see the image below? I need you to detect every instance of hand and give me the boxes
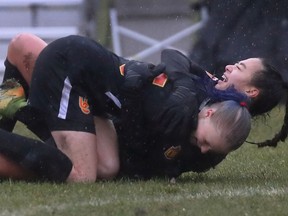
[123,60,165,91]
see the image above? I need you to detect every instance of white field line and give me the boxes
[1,186,288,216]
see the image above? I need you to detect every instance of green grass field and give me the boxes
[1,106,287,216]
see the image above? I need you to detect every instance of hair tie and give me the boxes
[240,101,247,107]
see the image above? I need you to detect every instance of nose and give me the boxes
[225,64,233,73]
[200,145,210,154]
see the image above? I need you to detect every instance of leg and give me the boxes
[94,117,119,179]
[7,33,47,85]
[0,129,72,182]
[27,35,120,183]
[51,130,98,182]
[0,153,35,180]
[0,33,47,133]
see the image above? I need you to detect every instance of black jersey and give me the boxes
[117,49,227,179]
[9,35,226,179]
[28,35,129,132]
[161,49,209,79]
[29,35,126,117]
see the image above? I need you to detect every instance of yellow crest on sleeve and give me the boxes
[79,96,90,114]
[164,145,182,160]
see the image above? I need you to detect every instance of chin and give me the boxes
[215,83,227,90]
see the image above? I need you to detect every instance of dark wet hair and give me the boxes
[249,58,285,117]
[246,58,288,147]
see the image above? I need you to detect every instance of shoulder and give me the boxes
[161,49,191,74]
[180,145,227,173]
[161,49,207,79]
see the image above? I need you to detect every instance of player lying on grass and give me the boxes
[1,32,287,180]
[3,34,286,145]
[0,33,251,182]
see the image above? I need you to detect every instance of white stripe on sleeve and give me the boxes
[58,77,72,119]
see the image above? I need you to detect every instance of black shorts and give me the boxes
[28,35,125,133]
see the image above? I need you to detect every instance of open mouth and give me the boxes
[212,74,228,83]
[221,74,228,82]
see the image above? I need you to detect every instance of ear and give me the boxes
[200,108,215,118]
[245,87,259,98]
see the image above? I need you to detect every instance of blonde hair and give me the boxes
[209,100,251,151]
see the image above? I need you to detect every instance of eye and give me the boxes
[234,63,242,70]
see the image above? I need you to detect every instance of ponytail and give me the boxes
[247,82,288,147]
[248,59,284,116]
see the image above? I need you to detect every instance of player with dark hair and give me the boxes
[0,34,251,182]
[1,32,287,180]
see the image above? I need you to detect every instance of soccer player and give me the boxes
[0,34,251,182]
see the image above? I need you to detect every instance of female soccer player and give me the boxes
[0,34,251,182]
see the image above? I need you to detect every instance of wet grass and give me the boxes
[3,106,287,216]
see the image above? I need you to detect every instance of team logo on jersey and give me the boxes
[152,73,168,87]
[119,64,125,76]
[164,145,181,160]
[119,64,167,87]
[79,96,90,114]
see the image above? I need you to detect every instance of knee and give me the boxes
[98,158,120,180]
[7,33,32,64]
[9,33,23,48]
[68,167,97,183]
[9,33,30,50]
[7,34,21,63]
[8,33,46,62]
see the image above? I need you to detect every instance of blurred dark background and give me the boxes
[0,0,287,80]
[189,0,288,80]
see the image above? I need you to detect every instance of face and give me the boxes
[214,58,264,94]
[192,108,229,154]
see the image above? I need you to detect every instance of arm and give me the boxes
[118,61,165,149]
[179,144,227,173]
[161,49,216,80]
[119,62,205,179]
[148,141,227,179]
[151,72,200,139]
